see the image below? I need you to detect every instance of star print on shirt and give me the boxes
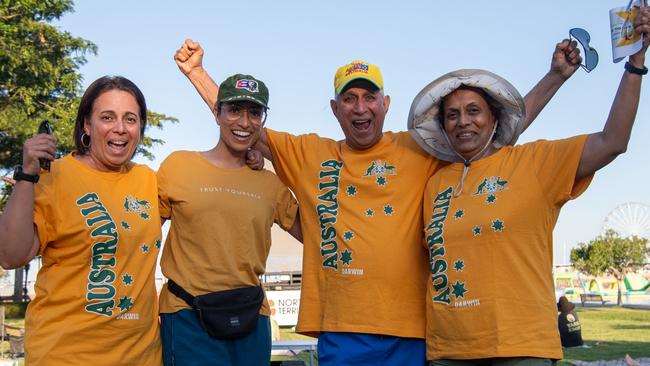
[122,273,134,286]
[454,260,465,272]
[121,221,130,230]
[491,219,505,232]
[140,244,149,253]
[485,194,497,204]
[454,210,464,219]
[365,209,375,217]
[452,281,468,299]
[376,176,387,186]
[343,231,354,241]
[346,185,358,197]
[383,204,394,216]
[117,296,134,312]
[341,249,353,266]
[473,226,482,236]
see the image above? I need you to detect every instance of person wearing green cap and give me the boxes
[156,68,302,365]
[174,38,581,365]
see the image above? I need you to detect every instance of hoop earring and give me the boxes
[81,133,91,149]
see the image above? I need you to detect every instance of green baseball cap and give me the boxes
[217,74,269,108]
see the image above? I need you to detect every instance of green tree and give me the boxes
[0,0,177,208]
[571,230,649,306]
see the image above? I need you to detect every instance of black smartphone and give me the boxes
[38,120,52,171]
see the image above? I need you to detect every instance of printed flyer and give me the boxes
[610,0,647,62]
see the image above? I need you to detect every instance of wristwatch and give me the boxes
[624,61,648,76]
[13,166,39,183]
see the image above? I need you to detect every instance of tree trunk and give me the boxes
[616,276,624,306]
[12,267,24,302]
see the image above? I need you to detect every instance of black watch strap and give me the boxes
[13,166,39,183]
[624,61,648,75]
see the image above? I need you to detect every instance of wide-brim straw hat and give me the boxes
[407,69,526,162]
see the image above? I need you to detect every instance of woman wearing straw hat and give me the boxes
[408,9,649,365]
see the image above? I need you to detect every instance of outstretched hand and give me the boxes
[174,39,204,76]
[551,39,582,80]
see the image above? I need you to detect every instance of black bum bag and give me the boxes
[167,279,264,339]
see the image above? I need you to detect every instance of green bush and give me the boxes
[2,302,28,319]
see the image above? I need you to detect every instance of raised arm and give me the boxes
[175,39,219,117]
[576,7,649,180]
[0,134,56,269]
[522,39,582,131]
[175,39,273,162]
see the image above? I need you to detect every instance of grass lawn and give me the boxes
[557,307,650,365]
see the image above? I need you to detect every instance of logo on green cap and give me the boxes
[236,79,259,93]
[218,73,269,108]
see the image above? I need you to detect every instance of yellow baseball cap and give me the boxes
[334,60,384,96]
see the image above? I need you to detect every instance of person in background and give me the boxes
[0,76,162,365]
[557,296,584,348]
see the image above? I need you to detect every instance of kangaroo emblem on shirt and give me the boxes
[363,160,396,177]
[474,176,508,195]
[123,195,151,213]
[364,160,397,187]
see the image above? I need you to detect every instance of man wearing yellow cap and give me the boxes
[174,38,581,365]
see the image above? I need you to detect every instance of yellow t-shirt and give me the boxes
[267,129,440,338]
[157,151,297,316]
[423,136,592,360]
[27,154,162,366]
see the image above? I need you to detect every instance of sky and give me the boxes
[42,0,650,266]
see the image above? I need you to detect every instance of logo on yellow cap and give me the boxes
[334,60,384,96]
[345,62,370,76]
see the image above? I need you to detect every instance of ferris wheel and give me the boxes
[602,202,650,239]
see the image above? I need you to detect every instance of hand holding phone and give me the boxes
[38,120,52,171]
